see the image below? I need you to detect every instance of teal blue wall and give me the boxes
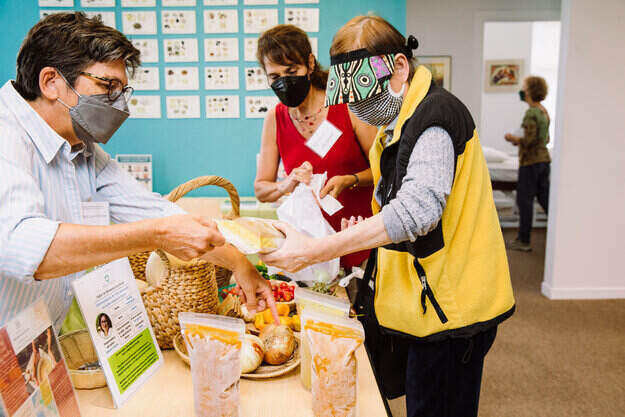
[0,0,405,197]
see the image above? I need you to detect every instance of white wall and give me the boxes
[480,22,533,153]
[543,0,625,299]
[406,0,561,131]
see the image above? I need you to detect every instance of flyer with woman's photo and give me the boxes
[0,299,81,417]
[71,258,162,409]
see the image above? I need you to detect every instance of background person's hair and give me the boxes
[257,24,328,90]
[330,15,416,80]
[525,76,548,102]
[15,12,141,101]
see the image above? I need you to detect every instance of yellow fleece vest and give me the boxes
[369,66,515,338]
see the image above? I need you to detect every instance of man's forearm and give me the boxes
[34,219,161,280]
[200,244,252,272]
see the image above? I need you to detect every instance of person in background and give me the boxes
[0,12,278,330]
[253,25,378,272]
[505,76,551,251]
[261,15,515,417]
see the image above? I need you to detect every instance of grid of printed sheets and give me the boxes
[38,0,320,120]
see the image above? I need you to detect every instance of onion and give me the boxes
[145,251,168,288]
[240,334,264,374]
[259,324,296,365]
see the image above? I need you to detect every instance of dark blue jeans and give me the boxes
[405,327,498,417]
[517,162,550,243]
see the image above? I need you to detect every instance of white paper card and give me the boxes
[122,11,157,35]
[244,38,257,62]
[121,0,155,6]
[306,119,342,158]
[116,154,153,190]
[166,95,200,118]
[164,38,199,62]
[131,39,158,63]
[161,10,196,34]
[129,67,160,90]
[244,0,277,4]
[204,66,239,90]
[319,195,344,216]
[206,95,240,118]
[163,0,196,5]
[244,8,278,34]
[285,8,319,32]
[39,0,73,6]
[245,67,269,90]
[204,38,239,61]
[81,201,110,225]
[245,95,278,118]
[204,0,237,4]
[285,0,319,3]
[128,95,161,119]
[72,258,163,409]
[81,0,115,6]
[204,9,238,33]
[40,10,67,19]
[85,11,116,28]
[165,67,199,90]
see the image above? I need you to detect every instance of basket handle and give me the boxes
[165,176,240,218]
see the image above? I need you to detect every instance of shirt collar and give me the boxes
[1,81,69,164]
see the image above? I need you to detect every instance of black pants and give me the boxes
[517,162,550,243]
[405,327,498,417]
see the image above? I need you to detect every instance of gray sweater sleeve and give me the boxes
[379,126,455,243]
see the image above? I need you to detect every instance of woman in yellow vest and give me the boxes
[262,16,515,417]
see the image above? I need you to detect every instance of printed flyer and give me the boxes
[0,299,81,417]
[115,154,153,192]
[71,258,162,408]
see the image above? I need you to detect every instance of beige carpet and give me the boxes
[388,228,625,417]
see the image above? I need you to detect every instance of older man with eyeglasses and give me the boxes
[0,12,278,329]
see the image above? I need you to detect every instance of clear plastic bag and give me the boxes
[295,288,351,391]
[302,310,365,417]
[179,313,245,417]
[215,217,285,255]
[274,173,340,284]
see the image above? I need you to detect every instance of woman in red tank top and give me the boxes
[254,25,377,270]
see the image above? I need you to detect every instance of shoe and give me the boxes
[506,239,532,252]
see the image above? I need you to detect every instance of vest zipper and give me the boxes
[413,259,448,324]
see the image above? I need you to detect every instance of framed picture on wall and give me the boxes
[416,55,451,90]
[484,59,524,93]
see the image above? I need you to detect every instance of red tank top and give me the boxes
[275,103,373,269]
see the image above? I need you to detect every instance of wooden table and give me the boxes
[76,289,387,416]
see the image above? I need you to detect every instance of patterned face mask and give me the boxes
[325,50,396,107]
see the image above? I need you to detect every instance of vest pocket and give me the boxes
[413,259,448,324]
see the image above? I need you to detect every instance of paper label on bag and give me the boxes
[319,194,343,216]
[305,120,342,158]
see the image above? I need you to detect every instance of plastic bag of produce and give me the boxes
[179,313,245,417]
[302,310,364,417]
[274,173,340,284]
[215,217,285,255]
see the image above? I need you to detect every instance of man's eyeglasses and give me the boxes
[80,71,134,102]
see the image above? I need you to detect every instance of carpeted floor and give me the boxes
[388,228,625,417]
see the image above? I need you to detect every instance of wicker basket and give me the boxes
[128,176,241,349]
[58,329,107,390]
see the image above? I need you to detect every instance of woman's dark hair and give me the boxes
[257,24,328,90]
[98,314,112,330]
[15,12,141,101]
[525,76,548,102]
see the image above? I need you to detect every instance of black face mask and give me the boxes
[519,90,526,102]
[270,75,311,107]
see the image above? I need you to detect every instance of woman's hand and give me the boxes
[341,216,365,231]
[277,161,313,195]
[260,222,320,273]
[320,175,356,199]
[234,262,280,324]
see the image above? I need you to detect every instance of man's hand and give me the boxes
[235,263,280,324]
[341,215,365,231]
[320,175,355,199]
[155,215,225,261]
[504,133,520,145]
